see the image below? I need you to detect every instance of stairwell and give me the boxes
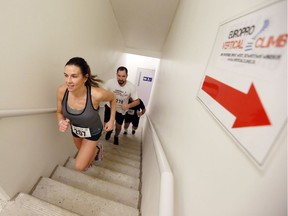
[0,132,142,216]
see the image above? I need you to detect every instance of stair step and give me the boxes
[100,134,141,150]
[101,141,141,156]
[120,136,142,148]
[100,158,140,178]
[32,177,139,216]
[65,157,140,190]
[104,152,140,168]
[116,140,141,151]
[114,146,141,156]
[52,166,140,208]
[105,147,141,161]
[0,193,79,216]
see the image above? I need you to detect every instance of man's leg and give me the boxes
[113,122,122,145]
[131,116,140,134]
[105,130,113,140]
[123,114,133,135]
[123,121,130,135]
[104,105,113,140]
[115,122,122,136]
[113,113,125,145]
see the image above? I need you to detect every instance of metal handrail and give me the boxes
[146,115,174,216]
[0,108,56,118]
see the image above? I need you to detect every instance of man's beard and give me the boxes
[118,80,125,85]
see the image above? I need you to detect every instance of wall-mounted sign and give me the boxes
[197,0,287,165]
[143,76,153,82]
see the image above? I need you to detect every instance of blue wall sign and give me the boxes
[143,76,153,82]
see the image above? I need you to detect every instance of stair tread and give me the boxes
[118,138,142,148]
[1,128,142,216]
[66,157,140,189]
[32,177,139,216]
[100,140,141,156]
[105,149,141,161]
[52,166,139,208]
[100,158,140,178]
[100,135,141,150]
[0,193,79,216]
[105,152,140,168]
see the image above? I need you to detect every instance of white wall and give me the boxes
[141,118,161,216]
[125,53,160,85]
[142,0,287,215]
[0,0,125,199]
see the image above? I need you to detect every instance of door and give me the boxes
[136,67,155,107]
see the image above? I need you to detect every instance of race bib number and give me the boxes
[71,125,91,138]
[116,98,124,104]
[127,109,135,115]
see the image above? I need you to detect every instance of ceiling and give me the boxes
[109,0,180,57]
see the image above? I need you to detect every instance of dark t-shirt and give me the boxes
[126,99,145,117]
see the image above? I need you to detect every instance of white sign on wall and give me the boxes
[197,0,287,165]
[137,68,155,106]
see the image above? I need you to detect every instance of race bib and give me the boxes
[116,98,124,104]
[127,109,135,115]
[71,125,91,138]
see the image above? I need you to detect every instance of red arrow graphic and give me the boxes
[201,75,271,128]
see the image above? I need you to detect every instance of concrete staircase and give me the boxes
[0,133,142,216]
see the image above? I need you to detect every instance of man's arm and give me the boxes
[128,98,140,109]
[122,98,140,111]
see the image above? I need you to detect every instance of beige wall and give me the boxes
[142,0,286,215]
[141,118,161,216]
[0,0,125,199]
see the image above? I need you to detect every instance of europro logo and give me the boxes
[228,24,256,39]
[222,19,288,51]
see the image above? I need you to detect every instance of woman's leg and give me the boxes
[74,137,99,172]
[73,137,82,150]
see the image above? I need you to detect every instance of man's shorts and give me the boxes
[124,114,140,128]
[104,104,125,125]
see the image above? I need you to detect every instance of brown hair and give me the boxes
[65,57,102,87]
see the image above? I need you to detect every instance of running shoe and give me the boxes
[105,131,112,140]
[94,143,103,162]
[113,136,119,145]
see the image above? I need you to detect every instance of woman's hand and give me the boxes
[58,119,70,132]
[104,120,114,132]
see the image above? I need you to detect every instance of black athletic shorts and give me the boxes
[124,114,140,128]
[71,128,102,141]
[104,104,125,125]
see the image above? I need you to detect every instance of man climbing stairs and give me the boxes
[0,134,142,216]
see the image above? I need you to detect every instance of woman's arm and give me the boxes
[93,87,116,131]
[56,85,70,132]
